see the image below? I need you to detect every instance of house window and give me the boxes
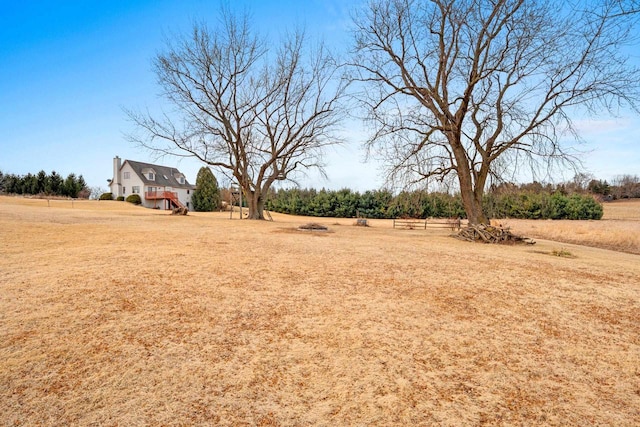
[132,186,140,194]
[148,173,155,180]
[179,177,185,184]
[123,172,130,179]
[123,187,126,194]
[187,189,190,194]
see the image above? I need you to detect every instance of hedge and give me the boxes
[265,188,603,220]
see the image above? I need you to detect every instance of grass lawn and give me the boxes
[1,196,639,425]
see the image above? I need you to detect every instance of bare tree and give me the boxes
[611,174,640,198]
[352,0,640,224]
[128,9,347,219]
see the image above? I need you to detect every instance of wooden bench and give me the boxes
[393,218,462,230]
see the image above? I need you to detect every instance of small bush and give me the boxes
[565,194,603,220]
[126,194,142,205]
[99,192,113,200]
[116,196,125,201]
[551,248,575,258]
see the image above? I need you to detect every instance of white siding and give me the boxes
[120,163,145,203]
[142,185,191,210]
[110,158,193,210]
[175,187,193,210]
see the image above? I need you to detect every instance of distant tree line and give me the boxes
[265,183,607,220]
[0,170,89,198]
[490,174,640,201]
[585,175,640,200]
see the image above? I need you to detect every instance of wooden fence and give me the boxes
[393,218,462,230]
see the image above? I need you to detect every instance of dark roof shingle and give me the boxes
[125,160,195,189]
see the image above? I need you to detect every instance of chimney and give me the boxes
[113,156,122,197]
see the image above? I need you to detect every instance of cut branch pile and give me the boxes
[298,223,328,231]
[455,224,535,245]
[171,207,189,215]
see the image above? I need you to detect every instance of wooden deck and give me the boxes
[145,191,184,208]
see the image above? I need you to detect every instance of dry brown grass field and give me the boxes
[1,196,639,426]
[501,199,640,255]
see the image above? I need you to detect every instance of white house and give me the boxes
[109,156,195,210]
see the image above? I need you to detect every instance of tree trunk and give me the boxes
[459,185,488,225]
[451,139,489,225]
[456,164,488,225]
[245,189,265,220]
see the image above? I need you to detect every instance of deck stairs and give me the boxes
[145,191,185,209]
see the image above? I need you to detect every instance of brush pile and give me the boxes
[298,223,328,231]
[171,207,189,215]
[455,224,535,245]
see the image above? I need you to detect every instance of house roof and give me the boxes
[124,160,195,189]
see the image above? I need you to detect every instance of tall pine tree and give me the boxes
[191,167,220,212]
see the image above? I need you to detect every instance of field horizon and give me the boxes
[1,196,638,425]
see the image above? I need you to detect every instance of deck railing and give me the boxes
[145,190,184,208]
[145,190,178,200]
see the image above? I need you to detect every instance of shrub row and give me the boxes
[484,192,603,220]
[99,193,142,205]
[266,188,466,219]
[266,188,603,220]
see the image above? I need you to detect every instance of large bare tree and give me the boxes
[352,0,640,224]
[128,10,347,219]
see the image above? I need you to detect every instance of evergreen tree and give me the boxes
[45,171,63,195]
[76,175,90,198]
[36,170,47,194]
[4,174,20,194]
[22,173,37,194]
[191,167,220,212]
[61,173,88,198]
[62,173,78,197]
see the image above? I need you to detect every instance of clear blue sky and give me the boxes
[1,1,638,192]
